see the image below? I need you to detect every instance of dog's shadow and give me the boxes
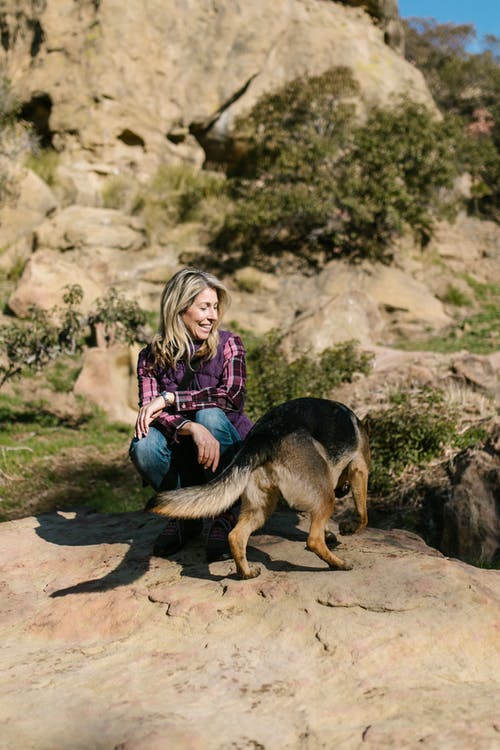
[178,511,343,582]
[35,507,340,594]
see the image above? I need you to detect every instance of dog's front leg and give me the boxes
[338,463,368,536]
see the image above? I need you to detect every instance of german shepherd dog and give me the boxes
[148,398,370,579]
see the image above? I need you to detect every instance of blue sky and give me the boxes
[398,1,500,51]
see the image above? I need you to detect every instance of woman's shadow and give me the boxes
[35,506,168,597]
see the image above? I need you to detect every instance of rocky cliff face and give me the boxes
[1,0,431,175]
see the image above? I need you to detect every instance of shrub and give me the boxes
[0,285,84,389]
[212,69,466,271]
[0,285,148,389]
[403,19,500,219]
[101,174,142,213]
[88,287,148,346]
[243,330,372,421]
[24,148,60,187]
[367,388,486,496]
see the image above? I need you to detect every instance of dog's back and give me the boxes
[241,397,365,466]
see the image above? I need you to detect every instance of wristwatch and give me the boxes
[160,390,173,406]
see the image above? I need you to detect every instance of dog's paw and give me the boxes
[338,561,353,571]
[240,565,261,580]
[338,517,361,535]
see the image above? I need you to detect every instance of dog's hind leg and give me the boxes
[308,501,353,571]
[228,471,279,580]
[338,460,368,536]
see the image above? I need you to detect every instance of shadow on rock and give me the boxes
[35,507,167,597]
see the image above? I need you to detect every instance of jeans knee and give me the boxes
[129,428,172,477]
[194,407,226,432]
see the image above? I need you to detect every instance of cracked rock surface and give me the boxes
[1,509,499,749]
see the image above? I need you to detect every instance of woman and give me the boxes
[129,267,253,562]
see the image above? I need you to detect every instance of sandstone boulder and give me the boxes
[7,249,105,316]
[35,206,146,253]
[282,291,384,354]
[0,166,57,248]
[441,435,500,565]
[0,509,498,749]
[74,344,140,426]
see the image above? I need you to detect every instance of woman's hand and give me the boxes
[134,395,167,439]
[180,422,220,472]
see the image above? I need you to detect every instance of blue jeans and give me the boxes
[129,408,241,492]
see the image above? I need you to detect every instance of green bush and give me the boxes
[0,285,148,390]
[88,287,147,346]
[243,330,372,421]
[368,388,487,496]
[212,68,466,271]
[24,148,60,187]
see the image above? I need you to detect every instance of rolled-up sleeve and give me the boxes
[136,347,189,438]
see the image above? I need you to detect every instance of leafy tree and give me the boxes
[88,287,147,346]
[403,18,500,219]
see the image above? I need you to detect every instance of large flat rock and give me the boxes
[0,508,498,749]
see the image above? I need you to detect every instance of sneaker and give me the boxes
[152,518,202,557]
[205,512,237,563]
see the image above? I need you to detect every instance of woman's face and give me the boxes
[182,287,219,341]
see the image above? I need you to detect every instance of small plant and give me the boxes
[138,164,227,242]
[442,284,472,306]
[101,174,142,212]
[243,330,372,421]
[0,285,148,389]
[24,148,60,186]
[0,285,84,389]
[87,287,148,346]
[367,388,486,496]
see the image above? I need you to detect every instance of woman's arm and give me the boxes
[135,347,188,439]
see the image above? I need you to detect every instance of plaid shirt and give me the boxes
[136,329,253,441]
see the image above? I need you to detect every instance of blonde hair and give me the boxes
[151,268,230,369]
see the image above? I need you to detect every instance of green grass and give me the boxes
[0,391,149,521]
[396,278,499,354]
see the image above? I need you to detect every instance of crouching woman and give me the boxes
[129,267,253,562]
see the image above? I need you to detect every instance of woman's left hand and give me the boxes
[134,395,167,439]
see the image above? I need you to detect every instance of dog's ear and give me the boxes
[361,415,371,437]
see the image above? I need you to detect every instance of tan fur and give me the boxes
[151,419,370,580]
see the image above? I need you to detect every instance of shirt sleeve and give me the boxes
[174,334,247,414]
[136,347,189,438]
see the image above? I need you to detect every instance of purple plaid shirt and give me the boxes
[136,329,253,441]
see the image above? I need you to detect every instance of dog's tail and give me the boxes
[146,451,256,519]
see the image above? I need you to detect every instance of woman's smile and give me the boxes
[182,287,219,341]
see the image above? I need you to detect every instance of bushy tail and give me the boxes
[146,461,252,519]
